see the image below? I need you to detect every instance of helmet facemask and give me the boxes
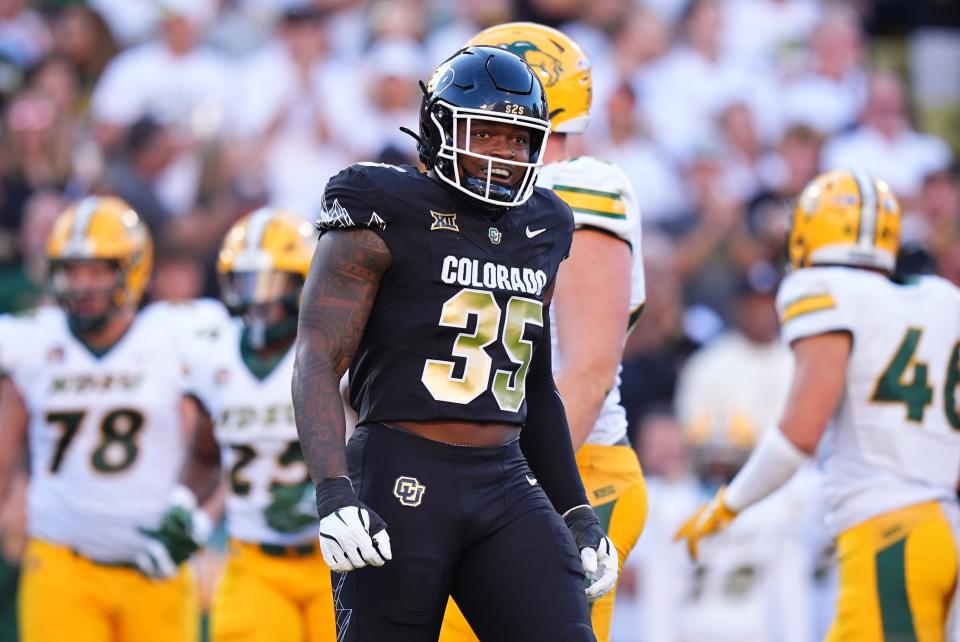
[219,268,302,350]
[429,100,550,208]
[410,47,552,207]
[48,258,127,333]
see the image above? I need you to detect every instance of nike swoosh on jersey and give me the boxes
[525,226,546,238]
[525,474,538,486]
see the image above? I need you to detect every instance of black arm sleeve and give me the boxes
[519,305,590,515]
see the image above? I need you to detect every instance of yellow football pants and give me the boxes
[826,500,958,642]
[210,539,335,642]
[19,538,197,642]
[439,444,648,642]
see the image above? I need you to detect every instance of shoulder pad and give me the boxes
[920,275,960,303]
[538,157,638,245]
[0,307,61,376]
[776,268,856,344]
[317,163,411,234]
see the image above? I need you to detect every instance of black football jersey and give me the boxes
[317,162,574,426]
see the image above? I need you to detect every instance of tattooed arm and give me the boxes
[293,228,391,484]
[294,228,396,572]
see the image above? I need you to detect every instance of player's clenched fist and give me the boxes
[673,486,738,561]
[562,504,619,602]
[315,476,392,572]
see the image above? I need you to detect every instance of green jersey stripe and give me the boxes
[572,208,627,220]
[554,185,621,200]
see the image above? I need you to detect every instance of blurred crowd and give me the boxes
[0,0,958,640]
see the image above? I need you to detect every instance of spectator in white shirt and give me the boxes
[643,0,775,161]
[348,37,427,164]
[588,6,670,143]
[822,70,953,208]
[779,6,867,134]
[91,0,227,147]
[720,0,822,73]
[560,0,633,72]
[229,3,354,217]
[91,0,230,217]
[675,265,792,456]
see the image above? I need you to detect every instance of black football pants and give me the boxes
[333,423,596,642]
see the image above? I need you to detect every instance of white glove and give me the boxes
[315,477,392,573]
[318,506,392,572]
[562,504,619,602]
[582,534,619,602]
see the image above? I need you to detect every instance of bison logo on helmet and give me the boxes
[500,41,562,87]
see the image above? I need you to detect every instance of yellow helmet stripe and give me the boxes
[853,170,878,250]
[69,197,100,254]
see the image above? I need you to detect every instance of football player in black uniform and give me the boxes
[292,46,615,641]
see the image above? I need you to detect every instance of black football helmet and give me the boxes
[414,46,551,208]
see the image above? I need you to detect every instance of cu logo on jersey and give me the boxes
[393,476,426,507]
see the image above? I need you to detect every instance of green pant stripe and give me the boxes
[875,538,918,641]
[0,552,18,642]
[588,499,617,617]
[593,500,616,535]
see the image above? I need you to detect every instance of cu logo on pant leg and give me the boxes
[393,476,426,507]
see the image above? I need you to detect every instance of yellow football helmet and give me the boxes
[466,22,592,134]
[217,207,316,313]
[788,169,901,273]
[46,195,154,309]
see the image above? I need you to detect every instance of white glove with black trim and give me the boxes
[315,476,392,573]
[563,504,619,602]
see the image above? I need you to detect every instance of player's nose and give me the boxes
[487,137,515,159]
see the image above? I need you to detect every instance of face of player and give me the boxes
[456,120,531,189]
[54,259,120,320]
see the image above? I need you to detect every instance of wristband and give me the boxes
[314,476,357,517]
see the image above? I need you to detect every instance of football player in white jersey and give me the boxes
[0,196,222,642]
[440,23,647,642]
[155,208,335,642]
[676,169,960,641]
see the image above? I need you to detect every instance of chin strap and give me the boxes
[461,174,517,205]
[398,126,423,148]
